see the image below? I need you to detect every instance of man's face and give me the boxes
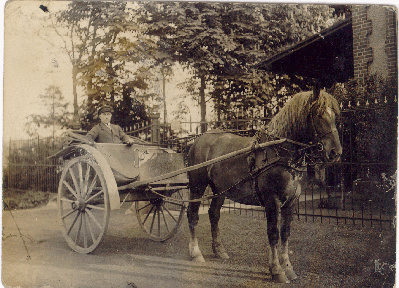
[99,112,112,125]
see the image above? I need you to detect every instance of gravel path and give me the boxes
[2,205,396,287]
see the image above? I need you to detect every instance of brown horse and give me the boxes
[186,87,342,283]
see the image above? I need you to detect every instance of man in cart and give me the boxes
[86,105,137,145]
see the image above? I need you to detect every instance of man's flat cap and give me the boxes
[98,105,114,115]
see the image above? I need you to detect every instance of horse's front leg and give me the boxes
[209,195,229,259]
[265,195,290,283]
[187,200,205,262]
[280,204,298,281]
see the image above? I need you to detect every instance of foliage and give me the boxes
[25,85,72,137]
[333,76,398,166]
[211,73,313,119]
[54,1,152,130]
[3,189,52,210]
[140,3,339,123]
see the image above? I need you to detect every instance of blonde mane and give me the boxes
[266,90,340,141]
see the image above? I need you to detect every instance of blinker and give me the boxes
[317,142,324,152]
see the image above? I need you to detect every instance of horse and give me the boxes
[186,86,342,283]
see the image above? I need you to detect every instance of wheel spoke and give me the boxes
[60,197,75,204]
[85,213,96,243]
[137,202,152,213]
[63,181,79,200]
[82,164,91,198]
[61,208,77,220]
[86,190,104,203]
[142,205,155,225]
[78,162,83,197]
[69,168,81,196]
[160,207,170,233]
[85,174,98,200]
[149,207,157,234]
[158,208,161,237]
[83,213,88,248]
[176,191,183,200]
[163,205,178,223]
[86,204,105,211]
[67,211,80,236]
[86,209,103,230]
[75,213,83,244]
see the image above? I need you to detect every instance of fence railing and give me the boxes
[5,106,396,229]
[5,136,64,192]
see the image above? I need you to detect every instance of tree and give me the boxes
[25,85,72,137]
[50,2,110,127]
[53,2,155,130]
[208,4,340,118]
[140,3,339,129]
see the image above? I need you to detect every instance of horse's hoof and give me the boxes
[192,255,205,262]
[216,252,230,260]
[285,269,298,281]
[272,273,290,284]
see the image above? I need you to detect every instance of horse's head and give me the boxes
[309,86,342,162]
[266,86,342,161]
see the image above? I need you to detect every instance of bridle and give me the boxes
[310,105,338,152]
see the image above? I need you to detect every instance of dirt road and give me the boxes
[2,204,396,287]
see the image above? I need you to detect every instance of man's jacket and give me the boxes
[86,123,130,143]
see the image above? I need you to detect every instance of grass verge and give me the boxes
[3,189,54,210]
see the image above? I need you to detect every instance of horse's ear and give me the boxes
[312,80,321,101]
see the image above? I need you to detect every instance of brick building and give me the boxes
[352,5,397,83]
[259,5,398,87]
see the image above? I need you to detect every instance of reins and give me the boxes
[143,128,316,206]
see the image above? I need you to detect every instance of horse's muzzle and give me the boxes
[327,147,342,162]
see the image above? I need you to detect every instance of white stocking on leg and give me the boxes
[280,205,297,281]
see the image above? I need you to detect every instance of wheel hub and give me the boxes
[72,197,86,212]
[150,198,163,207]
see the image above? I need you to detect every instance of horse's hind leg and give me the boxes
[280,204,297,281]
[187,182,206,262]
[265,195,290,284]
[208,194,229,259]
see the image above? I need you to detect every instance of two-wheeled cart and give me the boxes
[52,131,285,253]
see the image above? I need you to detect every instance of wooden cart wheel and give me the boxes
[135,189,187,242]
[58,156,110,253]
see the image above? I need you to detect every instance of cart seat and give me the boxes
[93,143,188,186]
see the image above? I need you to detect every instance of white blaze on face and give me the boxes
[326,107,333,117]
[326,107,337,132]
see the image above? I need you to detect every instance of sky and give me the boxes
[2,1,206,142]
[4,1,72,141]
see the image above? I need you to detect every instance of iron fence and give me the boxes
[5,104,396,229]
[5,136,64,192]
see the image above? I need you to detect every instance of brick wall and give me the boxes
[352,5,373,82]
[386,8,398,81]
[352,5,397,82]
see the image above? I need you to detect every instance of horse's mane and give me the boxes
[266,90,340,141]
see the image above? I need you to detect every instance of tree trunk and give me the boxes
[216,92,221,123]
[199,74,207,133]
[71,64,80,129]
[106,56,115,105]
[162,65,167,124]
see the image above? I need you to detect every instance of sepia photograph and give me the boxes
[2,1,397,287]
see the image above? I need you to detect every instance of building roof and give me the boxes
[257,18,353,88]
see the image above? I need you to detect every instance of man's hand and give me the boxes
[124,140,135,146]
